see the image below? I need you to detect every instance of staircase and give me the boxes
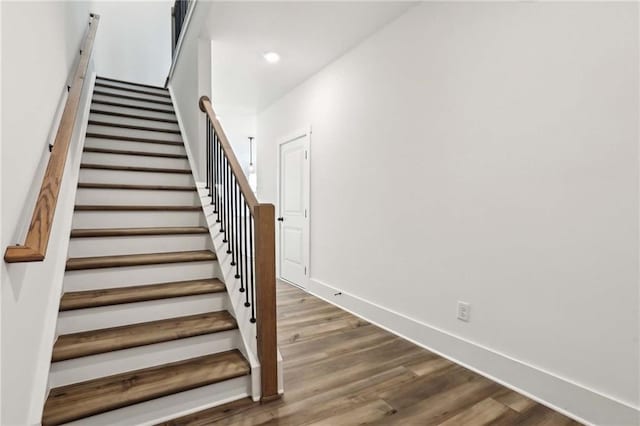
[41,77,252,425]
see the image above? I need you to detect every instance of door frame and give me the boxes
[276,126,311,288]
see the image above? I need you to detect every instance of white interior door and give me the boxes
[278,132,309,287]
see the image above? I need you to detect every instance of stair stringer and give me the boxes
[196,186,262,401]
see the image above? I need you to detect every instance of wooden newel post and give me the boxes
[253,203,279,402]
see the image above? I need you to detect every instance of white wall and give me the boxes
[215,105,256,178]
[1,2,95,423]
[90,1,172,86]
[257,2,639,424]
[169,1,218,182]
[169,2,256,185]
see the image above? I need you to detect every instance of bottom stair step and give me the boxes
[52,311,238,362]
[42,350,250,426]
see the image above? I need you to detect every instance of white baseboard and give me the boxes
[303,277,639,426]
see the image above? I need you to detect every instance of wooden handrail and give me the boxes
[4,14,100,263]
[199,96,259,212]
[199,95,278,401]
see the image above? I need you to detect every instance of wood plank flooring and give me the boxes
[163,281,583,426]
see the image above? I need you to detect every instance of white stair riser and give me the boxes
[79,169,194,186]
[94,86,172,103]
[87,124,183,143]
[81,152,190,169]
[72,210,204,228]
[63,261,220,291]
[84,137,185,156]
[67,234,212,257]
[91,102,176,121]
[75,188,200,206]
[93,94,175,112]
[90,113,179,132]
[49,330,240,388]
[95,79,169,96]
[57,293,227,334]
[63,375,251,426]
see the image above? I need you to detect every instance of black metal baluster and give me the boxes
[234,181,241,279]
[244,201,250,308]
[230,173,237,264]
[238,191,245,294]
[237,184,244,292]
[210,121,214,197]
[227,161,232,247]
[211,126,214,200]
[221,155,227,239]
[226,162,232,252]
[249,213,256,323]
[205,118,210,193]
[215,140,221,220]
[212,132,217,209]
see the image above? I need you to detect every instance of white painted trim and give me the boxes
[302,277,640,426]
[167,85,198,181]
[276,126,312,288]
[166,0,198,85]
[195,186,263,401]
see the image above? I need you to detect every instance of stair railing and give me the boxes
[199,96,279,402]
[171,0,191,58]
[4,13,100,263]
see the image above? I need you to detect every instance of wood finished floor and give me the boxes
[164,281,582,426]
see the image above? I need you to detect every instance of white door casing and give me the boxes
[277,128,310,287]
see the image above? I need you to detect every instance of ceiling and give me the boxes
[202,2,415,112]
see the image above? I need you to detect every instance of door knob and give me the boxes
[277,217,284,222]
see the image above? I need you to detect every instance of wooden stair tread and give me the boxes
[70,226,208,238]
[66,250,216,270]
[92,100,174,114]
[97,76,168,91]
[86,132,183,146]
[88,120,181,134]
[78,183,197,191]
[42,350,250,426]
[95,82,172,98]
[93,90,173,106]
[80,163,191,174]
[75,205,201,211]
[90,109,178,124]
[84,146,187,159]
[59,278,225,311]
[52,311,237,362]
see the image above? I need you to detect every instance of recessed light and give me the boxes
[263,52,280,64]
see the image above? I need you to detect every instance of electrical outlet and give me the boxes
[457,301,470,322]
